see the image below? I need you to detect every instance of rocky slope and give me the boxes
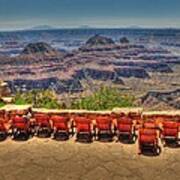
[141,89,180,110]
[114,66,149,78]
[112,60,172,73]
[85,35,115,47]
[22,42,58,55]
[73,68,124,84]
[7,77,83,93]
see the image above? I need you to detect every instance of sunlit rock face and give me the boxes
[0,81,11,97]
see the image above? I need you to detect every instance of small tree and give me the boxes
[14,90,62,109]
[0,100,5,108]
[71,86,135,110]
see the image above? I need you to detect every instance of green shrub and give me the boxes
[0,101,5,108]
[14,90,62,109]
[13,87,135,110]
[71,86,135,110]
[14,92,27,105]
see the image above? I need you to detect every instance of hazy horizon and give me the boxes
[0,0,180,30]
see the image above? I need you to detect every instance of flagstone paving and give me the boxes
[0,138,179,180]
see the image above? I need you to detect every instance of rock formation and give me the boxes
[0,81,11,97]
[7,78,83,94]
[21,42,59,56]
[114,66,150,78]
[74,68,124,84]
[120,37,130,44]
[141,89,180,109]
[85,35,115,46]
[112,60,173,73]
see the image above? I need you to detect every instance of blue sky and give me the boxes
[0,0,180,29]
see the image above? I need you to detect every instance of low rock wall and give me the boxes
[0,105,180,122]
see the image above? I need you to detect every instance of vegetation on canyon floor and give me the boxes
[12,87,135,110]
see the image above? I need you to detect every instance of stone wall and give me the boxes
[0,81,11,97]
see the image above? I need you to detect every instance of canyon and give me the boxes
[0,34,179,110]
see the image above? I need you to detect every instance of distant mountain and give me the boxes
[30,25,56,30]
[127,25,143,29]
[78,25,93,29]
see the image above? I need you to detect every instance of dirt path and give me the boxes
[0,138,179,180]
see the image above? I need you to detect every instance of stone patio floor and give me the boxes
[0,137,179,180]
